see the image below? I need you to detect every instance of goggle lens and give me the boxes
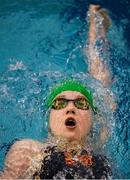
[75,98,89,110]
[51,98,89,110]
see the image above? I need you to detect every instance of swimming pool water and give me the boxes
[0,0,130,178]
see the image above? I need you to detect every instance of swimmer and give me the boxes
[0,4,113,179]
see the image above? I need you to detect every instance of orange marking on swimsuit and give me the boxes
[64,152,93,167]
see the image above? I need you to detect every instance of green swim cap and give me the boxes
[45,79,96,111]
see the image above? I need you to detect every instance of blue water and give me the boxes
[0,0,130,178]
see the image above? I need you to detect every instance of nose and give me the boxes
[65,101,76,115]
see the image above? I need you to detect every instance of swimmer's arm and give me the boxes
[87,5,117,112]
[87,4,112,87]
[0,139,43,179]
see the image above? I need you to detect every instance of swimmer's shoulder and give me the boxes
[6,138,44,159]
[10,138,44,151]
[0,139,45,179]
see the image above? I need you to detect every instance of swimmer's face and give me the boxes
[49,91,92,141]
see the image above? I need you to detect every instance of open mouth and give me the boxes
[65,118,76,128]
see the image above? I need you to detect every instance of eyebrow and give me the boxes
[56,95,66,98]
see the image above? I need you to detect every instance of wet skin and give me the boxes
[49,91,92,142]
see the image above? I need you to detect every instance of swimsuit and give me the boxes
[32,146,112,179]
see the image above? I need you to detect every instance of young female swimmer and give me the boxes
[0,4,113,179]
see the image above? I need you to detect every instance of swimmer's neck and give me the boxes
[51,136,86,147]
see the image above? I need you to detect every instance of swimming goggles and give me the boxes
[51,98,89,110]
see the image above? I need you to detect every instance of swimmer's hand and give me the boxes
[89,4,111,33]
[89,4,101,13]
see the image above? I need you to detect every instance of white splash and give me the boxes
[9,61,26,71]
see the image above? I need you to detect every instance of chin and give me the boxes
[62,131,81,142]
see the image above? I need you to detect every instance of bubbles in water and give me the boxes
[8,60,26,71]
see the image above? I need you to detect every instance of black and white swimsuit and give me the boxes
[32,146,112,179]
